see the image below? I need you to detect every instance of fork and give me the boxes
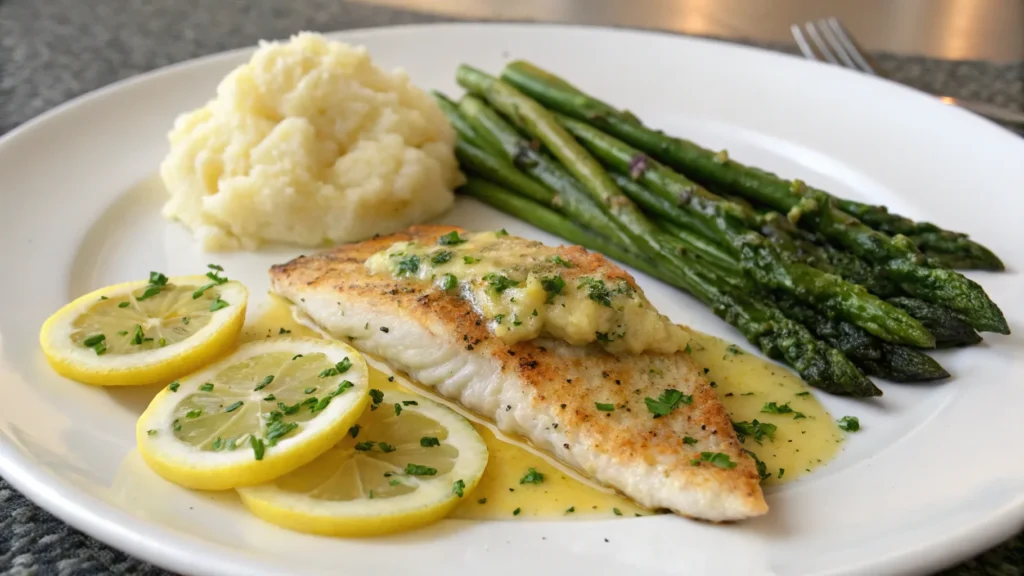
[791,17,1024,132]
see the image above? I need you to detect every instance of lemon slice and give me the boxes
[136,337,370,490]
[237,389,488,537]
[39,274,248,386]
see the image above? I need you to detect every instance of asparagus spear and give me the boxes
[431,91,495,152]
[557,114,935,348]
[453,94,636,250]
[453,138,555,205]
[500,61,1009,333]
[888,297,983,348]
[461,176,879,396]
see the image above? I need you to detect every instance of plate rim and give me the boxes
[1,20,1022,576]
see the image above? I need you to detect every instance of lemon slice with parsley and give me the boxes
[39,268,247,386]
[136,337,370,490]
[237,389,488,537]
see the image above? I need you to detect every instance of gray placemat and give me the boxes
[1,0,1021,574]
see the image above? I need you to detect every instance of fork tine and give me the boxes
[803,21,839,65]
[790,24,821,61]
[825,18,880,75]
[817,18,859,69]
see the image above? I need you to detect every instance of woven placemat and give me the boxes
[1,0,1021,574]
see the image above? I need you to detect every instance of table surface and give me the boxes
[1,0,1022,574]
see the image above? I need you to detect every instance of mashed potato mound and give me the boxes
[160,32,463,251]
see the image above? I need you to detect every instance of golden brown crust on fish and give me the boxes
[270,225,768,520]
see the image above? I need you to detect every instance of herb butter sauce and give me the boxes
[249,298,845,519]
[364,230,690,354]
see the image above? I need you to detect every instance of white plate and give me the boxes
[1,22,1023,576]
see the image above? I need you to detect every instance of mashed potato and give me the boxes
[160,32,463,251]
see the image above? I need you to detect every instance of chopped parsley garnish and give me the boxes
[404,463,437,476]
[250,436,265,461]
[211,437,224,450]
[378,442,396,453]
[369,388,384,410]
[304,387,317,395]
[168,381,180,392]
[463,255,481,264]
[402,400,418,406]
[431,250,454,265]
[278,401,300,415]
[192,266,228,299]
[694,452,737,469]
[263,394,276,401]
[182,317,190,325]
[452,479,466,497]
[186,409,202,419]
[683,436,697,445]
[795,391,810,397]
[761,402,805,419]
[395,254,421,276]
[778,468,785,479]
[644,389,692,417]
[266,421,298,446]
[209,298,229,312]
[483,273,520,294]
[565,506,575,514]
[439,273,458,291]
[478,498,488,505]
[130,324,145,346]
[225,401,243,413]
[595,402,615,412]
[420,436,440,447]
[146,429,157,436]
[158,338,167,347]
[349,425,361,438]
[292,354,303,361]
[118,301,130,308]
[541,275,565,302]
[743,449,771,481]
[837,416,860,432]
[684,343,692,354]
[318,357,352,378]
[253,375,274,391]
[577,277,614,307]
[550,255,574,268]
[732,420,777,444]
[437,231,466,246]
[199,383,214,392]
[137,271,170,301]
[82,333,107,355]
[495,229,509,237]
[278,328,291,335]
[520,468,545,484]
[354,442,375,451]
[513,508,521,516]
[394,403,403,416]
[613,508,622,516]
[172,419,182,431]
[725,344,744,356]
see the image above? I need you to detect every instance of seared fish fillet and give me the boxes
[270,226,767,521]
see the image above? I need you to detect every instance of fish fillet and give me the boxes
[269,225,768,521]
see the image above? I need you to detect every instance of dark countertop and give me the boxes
[0,0,1021,574]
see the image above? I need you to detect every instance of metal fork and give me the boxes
[791,17,1024,131]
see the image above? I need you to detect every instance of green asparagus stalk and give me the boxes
[431,91,495,152]
[453,139,555,205]
[461,176,879,396]
[557,113,936,348]
[500,60,1009,333]
[453,94,635,250]
[888,297,983,348]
